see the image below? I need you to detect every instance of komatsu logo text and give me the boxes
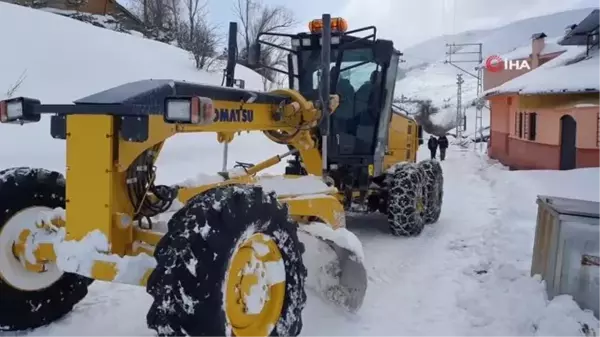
[213,109,254,122]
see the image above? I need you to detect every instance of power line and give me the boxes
[455,73,465,140]
[444,42,485,152]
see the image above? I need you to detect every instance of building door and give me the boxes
[559,115,577,170]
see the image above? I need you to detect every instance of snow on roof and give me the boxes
[484,45,599,96]
[498,36,566,61]
[540,37,570,55]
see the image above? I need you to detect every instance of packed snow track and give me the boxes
[2,146,597,336]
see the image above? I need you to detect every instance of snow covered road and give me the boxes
[5,146,597,336]
[1,3,597,335]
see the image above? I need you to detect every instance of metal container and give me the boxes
[531,195,599,318]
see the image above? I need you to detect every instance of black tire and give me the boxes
[386,163,426,236]
[0,167,91,332]
[146,185,307,336]
[418,159,444,224]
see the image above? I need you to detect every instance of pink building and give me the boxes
[483,9,599,170]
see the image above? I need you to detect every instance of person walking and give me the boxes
[427,136,438,159]
[438,135,449,161]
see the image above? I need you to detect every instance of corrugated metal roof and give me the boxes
[559,9,599,45]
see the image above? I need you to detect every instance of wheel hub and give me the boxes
[225,233,285,336]
[416,197,424,213]
[0,207,63,291]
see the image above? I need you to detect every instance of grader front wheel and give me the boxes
[0,167,91,332]
[146,185,307,336]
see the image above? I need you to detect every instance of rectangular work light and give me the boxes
[164,96,216,125]
[0,97,41,124]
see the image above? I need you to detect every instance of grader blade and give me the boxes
[297,223,367,312]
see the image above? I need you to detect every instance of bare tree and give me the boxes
[3,70,27,100]
[411,99,458,137]
[172,0,221,70]
[129,0,177,41]
[233,0,296,84]
[184,0,207,43]
[66,0,88,12]
[184,19,222,70]
[168,0,182,36]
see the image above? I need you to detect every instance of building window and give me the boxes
[528,113,537,141]
[523,112,529,139]
[596,112,600,147]
[518,112,524,138]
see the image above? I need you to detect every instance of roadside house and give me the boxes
[1,0,144,33]
[483,33,569,92]
[483,9,599,170]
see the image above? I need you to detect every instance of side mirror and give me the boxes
[247,42,261,67]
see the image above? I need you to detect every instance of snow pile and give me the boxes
[467,155,599,335]
[0,1,288,180]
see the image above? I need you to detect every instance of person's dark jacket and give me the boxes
[427,137,438,150]
[438,136,449,149]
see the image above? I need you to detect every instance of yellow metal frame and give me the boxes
[13,85,420,287]
[14,88,342,286]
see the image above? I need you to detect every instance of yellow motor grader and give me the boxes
[0,14,443,336]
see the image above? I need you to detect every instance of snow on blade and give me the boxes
[177,173,225,188]
[255,175,336,196]
[301,222,364,262]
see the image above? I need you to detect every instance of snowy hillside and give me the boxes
[0,2,287,183]
[395,7,596,135]
[0,3,599,336]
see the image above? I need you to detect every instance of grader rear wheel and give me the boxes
[0,167,91,332]
[418,159,444,224]
[386,163,426,236]
[146,185,307,336]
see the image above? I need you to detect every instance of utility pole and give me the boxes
[455,74,464,140]
[444,42,485,152]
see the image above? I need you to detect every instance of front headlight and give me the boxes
[164,96,215,125]
[165,99,192,122]
[0,97,41,124]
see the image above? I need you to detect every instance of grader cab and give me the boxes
[0,14,443,336]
